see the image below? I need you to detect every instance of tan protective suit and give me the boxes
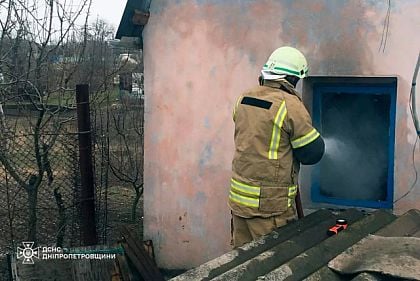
[230,79,320,247]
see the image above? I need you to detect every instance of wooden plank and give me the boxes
[121,227,165,281]
[122,244,163,281]
[116,253,133,281]
[70,245,117,281]
[143,240,155,262]
[122,227,160,278]
[13,255,73,281]
[71,254,115,281]
[111,260,123,281]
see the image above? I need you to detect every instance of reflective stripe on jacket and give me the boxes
[230,80,320,218]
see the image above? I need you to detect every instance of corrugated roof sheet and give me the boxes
[170,208,420,281]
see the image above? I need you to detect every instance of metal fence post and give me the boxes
[76,84,98,246]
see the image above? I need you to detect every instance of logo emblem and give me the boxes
[17,242,40,264]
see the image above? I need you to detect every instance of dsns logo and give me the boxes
[17,242,40,264]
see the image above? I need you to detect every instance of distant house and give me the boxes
[117,0,420,270]
[117,53,144,99]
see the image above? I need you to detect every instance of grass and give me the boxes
[46,87,121,107]
[3,87,120,108]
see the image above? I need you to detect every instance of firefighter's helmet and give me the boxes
[262,46,308,78]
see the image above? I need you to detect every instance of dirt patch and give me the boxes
[100,185,144,245]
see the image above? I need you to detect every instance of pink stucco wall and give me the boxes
[142,0,420,269]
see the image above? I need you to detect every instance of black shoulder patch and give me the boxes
[241,97,272,110]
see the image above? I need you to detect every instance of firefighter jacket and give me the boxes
[229,80,321,218]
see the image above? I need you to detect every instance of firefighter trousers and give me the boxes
[231,208,296,248]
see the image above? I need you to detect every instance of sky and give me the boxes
[0,0,127,33]
[89,0,127,30]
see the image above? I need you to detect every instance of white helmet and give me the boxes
[262,46,308,79]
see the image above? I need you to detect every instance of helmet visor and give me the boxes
[261,70,286,80]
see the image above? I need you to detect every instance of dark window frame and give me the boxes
[311,79,397,209]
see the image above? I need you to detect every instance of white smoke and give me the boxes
[319,94,390,202]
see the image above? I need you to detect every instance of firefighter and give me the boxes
[230,46,325,248]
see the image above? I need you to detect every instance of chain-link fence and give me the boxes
[0,131,81,251]
[0,94,144,280]
[92,95,145,245]
[0,129,81,280]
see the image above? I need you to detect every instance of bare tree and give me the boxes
[0,0,94,244]
[0,0,139,249]
[109,97,144,222]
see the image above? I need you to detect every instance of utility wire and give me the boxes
[394,52,420,203]
[378,0,391,53]
[394,137,418,203]
[410,52,420,137]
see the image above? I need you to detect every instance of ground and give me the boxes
[104,184,144,244]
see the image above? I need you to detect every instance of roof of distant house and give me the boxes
[115,0,150,45]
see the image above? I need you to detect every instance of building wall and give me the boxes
[142,0,420,269]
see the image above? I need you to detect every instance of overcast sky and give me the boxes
[90,0,127,29]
